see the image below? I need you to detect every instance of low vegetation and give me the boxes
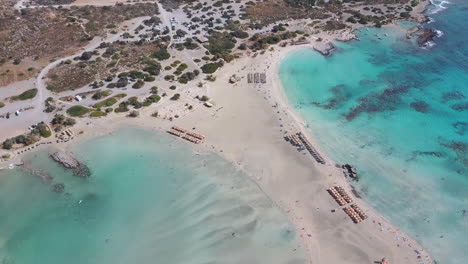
[0,3,159,87]
[66,105,91,117]
[201,61,223,74]
[11,89,38,101]
[93,93,127,108]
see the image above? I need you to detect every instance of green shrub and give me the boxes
[92,90,111,100]
[2,138,14,149]
[144,76,155,82]
[34,123,51,138]
[132,80,145,89]
[152,48,171,61]
[143,94,161,106]
[93,97,117,108]
[0,102,5,108]
[11,88,38,101]
[66,105,91,117]
[201,62,221,74]
[115,103,129,113]
[400,12,410,18]
[93,93,126,108]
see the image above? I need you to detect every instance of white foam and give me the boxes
[422,40,436,49]
[428,0,450,14]
[435,29,444,37]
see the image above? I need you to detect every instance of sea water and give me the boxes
[279,1,467,263]
[0,127,306,264]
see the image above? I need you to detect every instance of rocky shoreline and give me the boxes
[50,151,90,178]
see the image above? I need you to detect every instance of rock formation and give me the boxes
[50,151,90,178]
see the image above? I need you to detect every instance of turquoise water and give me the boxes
[0,128,306,264]
[279,2,467,264]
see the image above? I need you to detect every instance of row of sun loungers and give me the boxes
[328,188,347,206]
[344,204,368,223]
[334,186,353,203]
[350,204,368,220]
[167,130,183,137]
[247,73,266,84]
[327,186,353,205]
[172,126,188,133]
[186,132,205,140]
[343,207,364,223]
[327,186,368,224]
[286,134,303,147]
[296,132,325,164]
[167,126,205,144]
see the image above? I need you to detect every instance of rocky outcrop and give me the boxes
[314,42,336,56]
[50,151,90,178]
[417,28,437,47]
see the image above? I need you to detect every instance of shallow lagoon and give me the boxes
[0,127,305,264]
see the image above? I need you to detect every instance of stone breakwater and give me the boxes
[50,151,90,178]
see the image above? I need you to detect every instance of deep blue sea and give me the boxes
[0,128,306,264]
[279,1,467,263]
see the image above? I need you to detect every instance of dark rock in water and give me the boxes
[452,122,468,136]
[312,84,350,110]
[50,151,91,178]
[450,101,468,112]
[417,28,437,47]
[410,100,430,113]
[441,141,468,167]
[442,91,465,102]
[344,85,410,121]
[52,183,65,193]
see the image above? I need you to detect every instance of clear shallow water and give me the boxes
[0,127,306,264]
[280,2,467,264]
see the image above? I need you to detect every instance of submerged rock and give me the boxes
[50,151,91,178]
[52,183,65,193]
[23,167,53,184]
[410,100,430,113]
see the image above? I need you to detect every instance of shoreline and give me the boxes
[0,2,436,263]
